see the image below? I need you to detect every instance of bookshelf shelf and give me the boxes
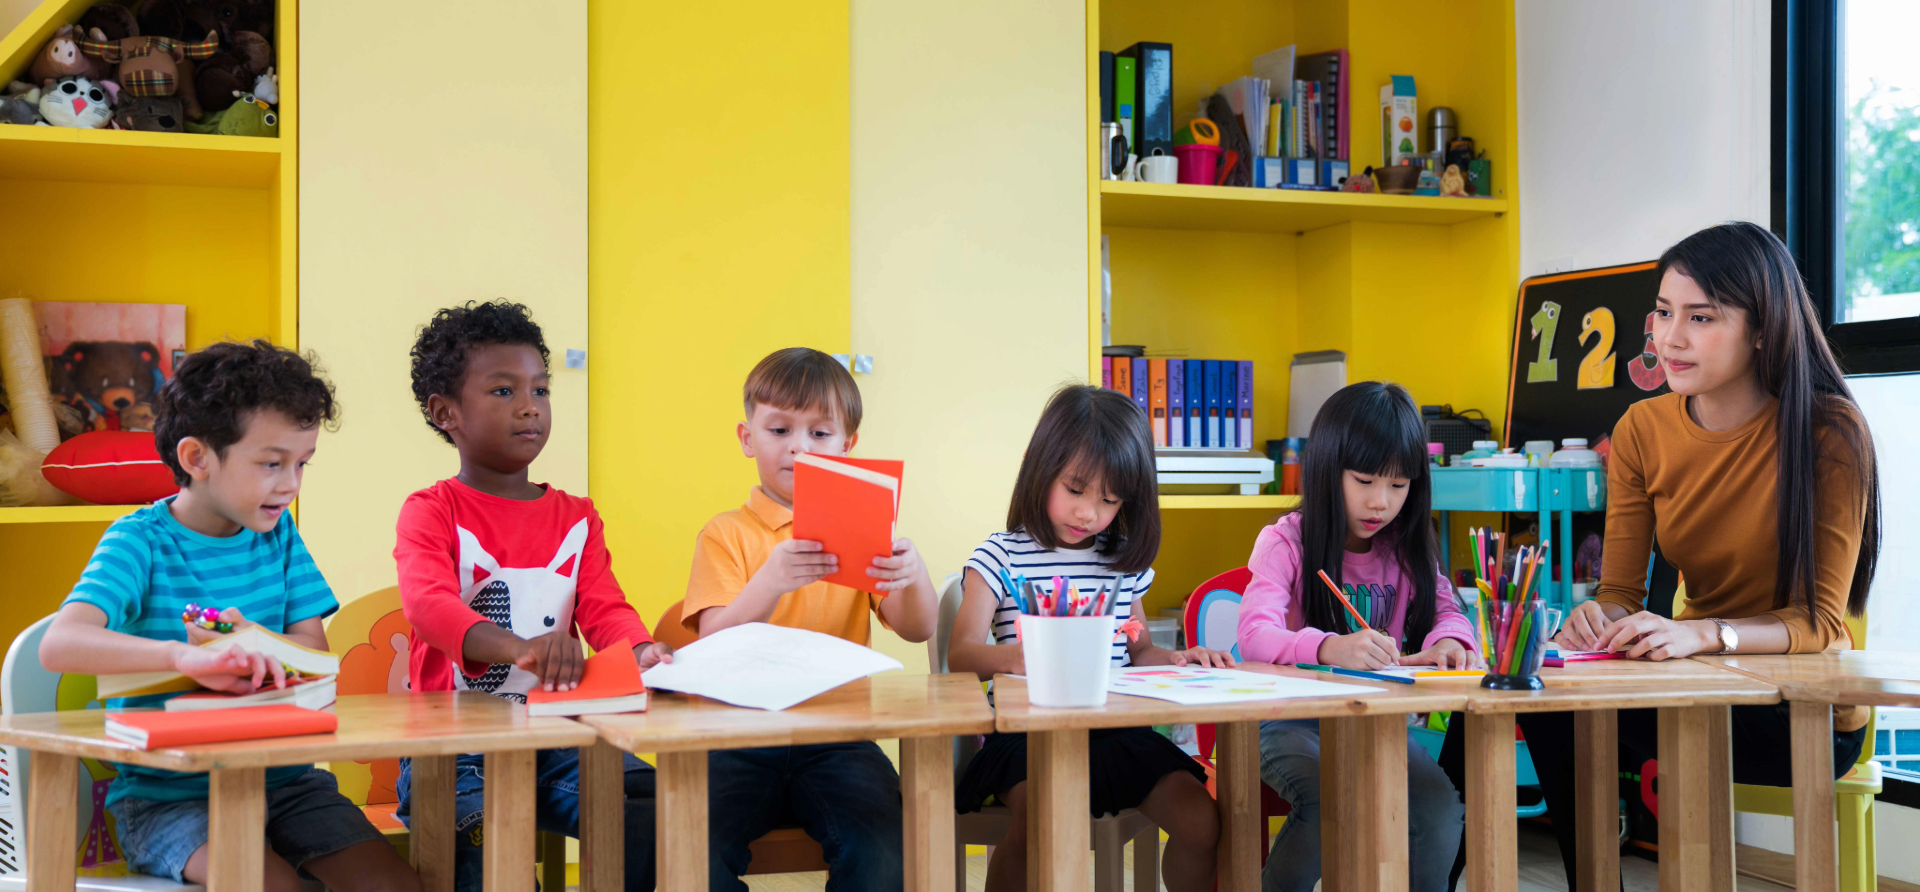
[1100,181,1507,234]
[1159,494,1299,511]
[0,126,283,188]
[0,504,140,525]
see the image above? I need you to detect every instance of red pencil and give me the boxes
[1316,569,1373,632]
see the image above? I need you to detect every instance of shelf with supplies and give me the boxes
[1159,494,1299,511]
[0,504,140,525]
[1100,180,1507,234]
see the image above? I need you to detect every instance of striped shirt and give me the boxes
[63,496,338,804]
[964,530,1153,668]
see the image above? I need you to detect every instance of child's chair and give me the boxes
[932,574,1160,892]
[1670,581,1880,892]
[650,600,830,876]
[0,615,197,891]
[1179,568,1290,865]
[325,588,570,891]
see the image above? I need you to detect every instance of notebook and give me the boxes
[641,622,903,711]
[105,704,338,750]
[164,675,337,712]
[790,454,903,591]
[97,625,342,699]
[526,639,649,717]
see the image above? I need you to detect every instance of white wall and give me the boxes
[1517,0,1769,276]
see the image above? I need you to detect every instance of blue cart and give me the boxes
[1432,466,1607,612]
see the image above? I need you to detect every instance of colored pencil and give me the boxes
[1316,569,1373,631]
[1296,663,1415,685]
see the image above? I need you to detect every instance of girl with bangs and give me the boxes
[1235,380,1478,892]
[949,384,1233,892]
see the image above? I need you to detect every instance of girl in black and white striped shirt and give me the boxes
[948,384,1233,892]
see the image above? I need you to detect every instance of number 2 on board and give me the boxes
[1577,307,1616,389]
[1527,301,1561,383]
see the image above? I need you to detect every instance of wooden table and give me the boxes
[0,692,594,892]
[1456,659,1780,892]
[1697,651,1920,892]
[579,672,994,892]
[992,668,1470,892]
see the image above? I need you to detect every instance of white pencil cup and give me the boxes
[1018,614,1118,707]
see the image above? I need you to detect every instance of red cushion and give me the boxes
[41,431,179,505]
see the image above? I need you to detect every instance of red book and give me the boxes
[791,454,903,591]
[526,638,649,717]
[104,704,337,750]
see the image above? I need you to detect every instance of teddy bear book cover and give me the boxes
[39,302,185,434]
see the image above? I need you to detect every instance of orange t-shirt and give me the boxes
[682,487,888,644]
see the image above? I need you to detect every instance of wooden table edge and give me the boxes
[0,727,600,772]
[583,715,997,754]
[1462,688,1782,715]
[991,692,1472,734]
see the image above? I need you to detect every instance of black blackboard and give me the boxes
[1504,262,1671,449]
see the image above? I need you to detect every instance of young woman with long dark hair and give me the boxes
[1517,221,1882,885]
[1235,380,1480,892]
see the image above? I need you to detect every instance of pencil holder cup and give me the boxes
[1019,615,1118,707]
[1481,599,1549,691]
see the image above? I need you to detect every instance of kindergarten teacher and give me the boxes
[1527,222,1883,885]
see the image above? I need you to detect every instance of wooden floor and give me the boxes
[731,822,1799,891]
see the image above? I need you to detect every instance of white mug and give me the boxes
[1135,155,1178,184]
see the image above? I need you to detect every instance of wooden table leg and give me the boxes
[902,736,956,892]
[1791,700,1838,892]
[1465,713,1518,892]
[1215,720,1261,891]
[1320,715,1408,892]
[207,767,266,892]
[1706,706,1734,892]
[657,750,709,892]
[1029,729,1090,892]
[579,742,627,892]
[1657,706,1732,891]
[483,750,536,892]
[26,751,78,892]
[411,754,457,892]
[1574,709,1620,892]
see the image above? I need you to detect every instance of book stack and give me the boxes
[1256,49,1348,190]
[1102,358,1254,450]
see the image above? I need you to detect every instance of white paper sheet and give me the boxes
[640,622,904,711]
[1107,666,1382,705]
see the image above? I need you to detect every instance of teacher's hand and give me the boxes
[1554,600,1612,651]
[1596,612,1714,661]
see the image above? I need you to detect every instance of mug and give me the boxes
[1135,154,1178,184]
[1099,122,1128,180]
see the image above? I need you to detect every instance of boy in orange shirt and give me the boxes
[684,347,938,890]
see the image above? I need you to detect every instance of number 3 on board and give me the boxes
[1527,301,1561,383]
[1577,307,1616,389]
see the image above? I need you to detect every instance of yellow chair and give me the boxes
[1672,582,1879,891]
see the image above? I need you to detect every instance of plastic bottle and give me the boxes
[1549,438,1602,468]
[1522,439,1554,467]
[1428,443,1445,467]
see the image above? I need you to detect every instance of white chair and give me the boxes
[932,573,1162,892]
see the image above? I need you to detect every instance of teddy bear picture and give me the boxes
[35,302,186,436]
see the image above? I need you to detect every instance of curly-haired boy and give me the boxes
[39,341,420,892]
[391,300,670,891]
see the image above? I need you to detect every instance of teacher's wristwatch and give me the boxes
[1709,619,1738,655]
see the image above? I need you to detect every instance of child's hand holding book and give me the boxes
[864,537,926,593]
[171,642,288,694]
[751,539,840,595]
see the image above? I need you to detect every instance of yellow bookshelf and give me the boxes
[0,0,299,653]
[1092,0,1520,611]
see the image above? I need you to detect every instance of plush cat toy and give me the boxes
[113,94,184,131]
[38,76,114,129]
[184,90,273,136]
[1,82,43,125]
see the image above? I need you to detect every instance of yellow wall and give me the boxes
[849,0,1089,671]
[298,0,590,604]
[588,0,850,633]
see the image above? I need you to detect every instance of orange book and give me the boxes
[1148,359,1168,446]
[790,454,903,591]
[104,704,338,750]
[1111,357,1131,399]
[526,638,649,717]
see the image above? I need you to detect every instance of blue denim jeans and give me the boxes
[109,767,385,882]
[395,748,657,892]
[707,742,901,891]
[1258,719,1463,892]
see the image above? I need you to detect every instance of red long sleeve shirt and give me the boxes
[394,478,653,701]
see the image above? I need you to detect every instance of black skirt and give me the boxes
[955,727,1208,819]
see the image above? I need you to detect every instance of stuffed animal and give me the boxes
[79,4,139,41]
[184,90,274,136]
[113,93,183,131]
[251,66,276,105]
[137,0,273,43]
[38,76,114,129]
[229,30,270,73]
[29,25,111,84]
[50,341,165,432]
[1,82,43,125]
[1439,163,1469,198]
[79,31,218,109]
[191,51,248,111]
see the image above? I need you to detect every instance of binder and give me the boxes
[1117,42,1173,158]
[1167,355,1184,447]
[1238,360,1254,448]
[1185,360,1203,447]
[1111,354,1131,398]
[1221,361,1238,448]
[1115,56,1137,148]
[1102,356,1112,390]
[1203,360,1222,447]
[1099,51,1116,123]
[1296,50,1348,160]
[1148,359,1168,446]
[1131,358,1149,415]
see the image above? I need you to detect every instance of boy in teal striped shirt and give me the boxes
[39,340,420,892]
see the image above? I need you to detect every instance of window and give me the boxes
[1840,0,1920,323]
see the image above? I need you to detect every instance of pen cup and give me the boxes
[1481,598,1549,691]
[1018,614,1118,707]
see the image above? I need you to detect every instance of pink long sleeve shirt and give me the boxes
[1237,513,1479,666]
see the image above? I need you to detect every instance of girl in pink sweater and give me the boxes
[1237,381,1478,892]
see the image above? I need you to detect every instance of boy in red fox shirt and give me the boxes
[392,301,671,891]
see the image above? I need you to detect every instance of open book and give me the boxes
[526,639,649,717]
[790,454,903,591]
[164,675,337,712]
[96,625,341,699]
